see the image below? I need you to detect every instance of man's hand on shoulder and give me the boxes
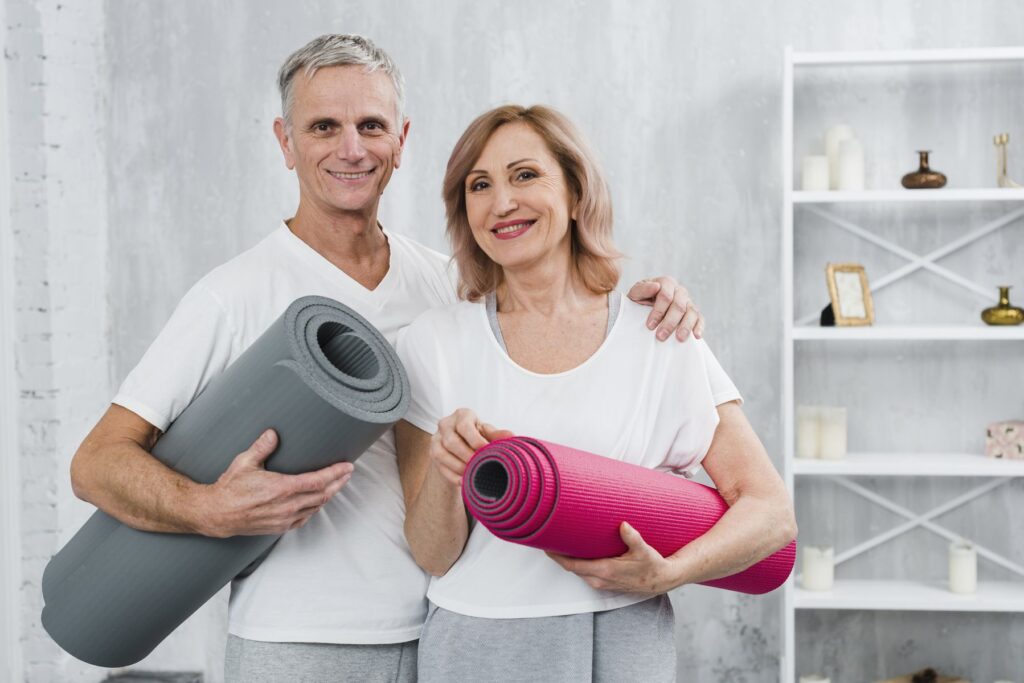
[627,276,705,342]
[197,429,354,538]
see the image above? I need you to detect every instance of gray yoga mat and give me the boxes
[41,295,410,668]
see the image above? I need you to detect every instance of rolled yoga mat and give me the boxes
[42,295,409,667]
[462,437,795,594]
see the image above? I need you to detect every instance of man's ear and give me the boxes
[273,117,296,170]
[393,117,411,169]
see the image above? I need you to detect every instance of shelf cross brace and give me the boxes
[827,475,1024,579]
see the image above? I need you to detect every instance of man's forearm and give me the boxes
[72,440,207,535]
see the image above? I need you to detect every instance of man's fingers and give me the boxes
[675,305,701,342]
[238,429,279,468]
[288,461,354,494]
[646,284,676,330]
[655,301,686,342]
[627,280,661,306]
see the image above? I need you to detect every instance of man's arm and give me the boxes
[627,276,705,341]
[71,404,354,537]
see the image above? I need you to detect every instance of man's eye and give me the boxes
[362,122,384,133]
[314,123,332,133]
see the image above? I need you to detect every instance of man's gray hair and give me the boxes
[277,34,405,125]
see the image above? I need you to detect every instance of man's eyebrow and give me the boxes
[306,117,340,128]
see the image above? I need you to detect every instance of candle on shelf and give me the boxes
[824,124,854,190]
[949,540,977,594]
[798,676,831,683]
[801,545,834,591]
[796,405,820,458]
[818,406,847,460]
[802,155,830,191]
[837,138,865,191]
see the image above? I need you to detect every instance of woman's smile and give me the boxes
[491,219,536,240]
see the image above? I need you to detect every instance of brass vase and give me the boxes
[981,286,1024,325]
[901,150,947,189]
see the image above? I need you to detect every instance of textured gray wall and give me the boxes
[13,0,1022,680]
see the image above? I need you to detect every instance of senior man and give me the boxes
[70,34,705,682]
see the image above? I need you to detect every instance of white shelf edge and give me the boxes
[792,47,1024,66]
[794,189,1024,203]
[792,452,1024,477]
[792,325,1024,341]
[793,579,1024,612]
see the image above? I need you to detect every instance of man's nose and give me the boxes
[335,126,367,162]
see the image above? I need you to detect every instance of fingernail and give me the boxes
[647,319,657,330]
[657,329,669,340]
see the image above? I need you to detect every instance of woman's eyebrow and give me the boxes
[506,158,537,169]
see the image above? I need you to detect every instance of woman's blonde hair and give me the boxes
[443,105,621,301]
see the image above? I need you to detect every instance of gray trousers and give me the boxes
[224,634,417,683]
[417,595,676,683]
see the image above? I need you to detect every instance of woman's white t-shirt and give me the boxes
[397,293,742,619]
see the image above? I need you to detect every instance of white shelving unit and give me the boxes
[781,47,1024,681]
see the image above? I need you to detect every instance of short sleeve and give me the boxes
[661,340,739,477]
[396,313,446,435]
[112,282,239,432]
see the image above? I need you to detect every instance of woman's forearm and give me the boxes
[664,489,797,589]
[404,463,470,576]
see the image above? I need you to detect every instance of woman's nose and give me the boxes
[493,184,518,216]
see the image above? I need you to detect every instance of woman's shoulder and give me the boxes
[615,296,709,360]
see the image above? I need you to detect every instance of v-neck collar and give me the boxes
[278,221,400,306]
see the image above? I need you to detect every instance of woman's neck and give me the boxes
[496,250,604,317]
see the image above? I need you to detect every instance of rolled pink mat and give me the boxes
[462,437,795,594]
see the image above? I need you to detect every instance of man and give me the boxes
[70,34,704,681]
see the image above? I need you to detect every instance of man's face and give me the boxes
[274,65,409,218]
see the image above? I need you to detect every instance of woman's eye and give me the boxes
[515,169,538,181]
[468,179,489,192]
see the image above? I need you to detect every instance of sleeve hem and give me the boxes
[402,412,439,435]
[111,395,170,433]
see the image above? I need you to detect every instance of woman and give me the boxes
[395,105,796,682]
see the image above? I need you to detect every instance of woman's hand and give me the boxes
[547,522,678,595]
[627,276,704,342]
[430,408,513,487]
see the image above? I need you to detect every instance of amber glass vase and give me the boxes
[901,150,947,189]
[981,286,1024,325]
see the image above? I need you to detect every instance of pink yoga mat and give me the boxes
[462,437,795,595]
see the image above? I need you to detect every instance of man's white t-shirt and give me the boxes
[397,294,742,619]
[113,223,456,644]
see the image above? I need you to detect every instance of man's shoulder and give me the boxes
[194,226,290,299]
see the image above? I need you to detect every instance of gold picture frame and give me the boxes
[826,262,874,326]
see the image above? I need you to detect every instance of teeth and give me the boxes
[329,170,372,180]
[495,222,531,235]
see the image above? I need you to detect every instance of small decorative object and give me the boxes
[819,303,835,326]
[802,155,830,191]
[825,263,874,326]
[799,676,831,683]
[981,286,1024,325]
[876,669,970,683]
[948,539,977,594]
[801,545,834,591]
[985,420,1024,460]
[993,133,1022,188]
[818,407,847,460]
[825,124,854,189]
[901,150,947,189]
[837,138,865,190]
[796,405,821,459]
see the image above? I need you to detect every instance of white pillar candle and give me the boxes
[799,676,831,683]
[796,405,820,458]
[818,407,847,460]
[801,155,830,191]
[949,540,977,594]
[801,546,834,591]
[837,138,865,191]
[824,124,854,190]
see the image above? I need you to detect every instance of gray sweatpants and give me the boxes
[417,595,676,683]
[224,635,417,683]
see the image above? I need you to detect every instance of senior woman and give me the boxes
[394,104,796,682]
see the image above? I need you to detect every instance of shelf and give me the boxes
[792,47,1024,67]
[792,452,1024,478]
[793,189,1024,203]
[792,325,1024,341]
[793,579,1024,612]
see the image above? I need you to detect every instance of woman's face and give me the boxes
[464,123,576,273]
